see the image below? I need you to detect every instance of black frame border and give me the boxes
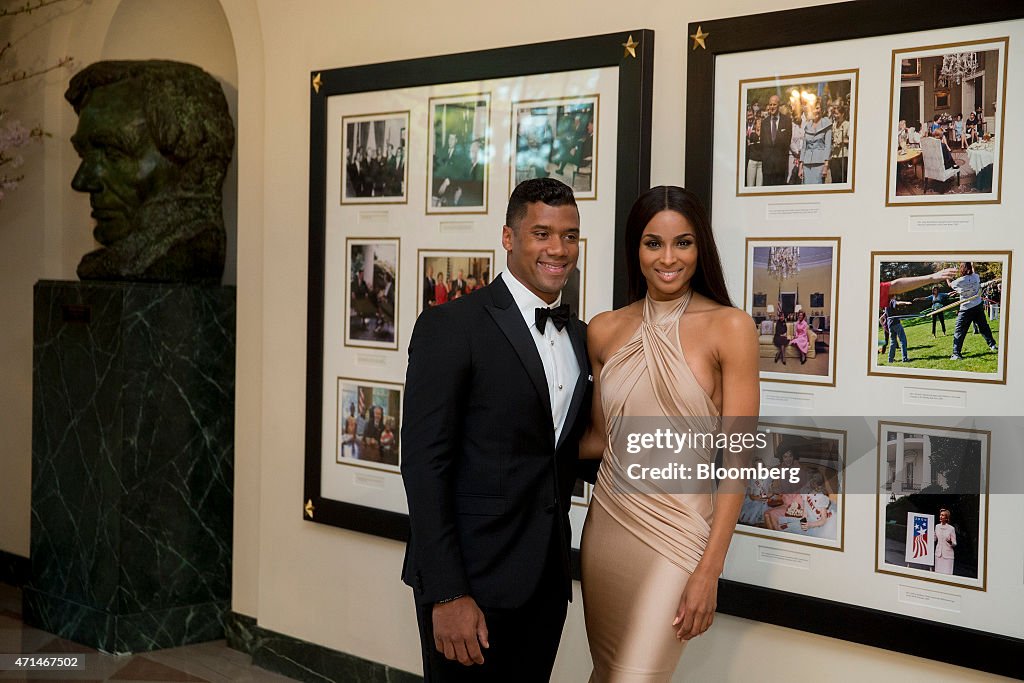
[304,31,654,540]
[685,2,1024,676]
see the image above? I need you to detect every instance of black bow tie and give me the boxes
[535,304,571,333]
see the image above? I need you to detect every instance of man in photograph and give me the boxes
[402,178,594,681]
[760,94,792,185]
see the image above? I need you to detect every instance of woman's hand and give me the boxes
[672,566,718,640]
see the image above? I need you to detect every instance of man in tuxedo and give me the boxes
[760,95,792,186]
[402,178,594,681]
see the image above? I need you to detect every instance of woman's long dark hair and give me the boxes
[624,185,733,306]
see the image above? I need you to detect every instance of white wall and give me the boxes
[0,1,1013,680]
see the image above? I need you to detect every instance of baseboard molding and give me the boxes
[0,550,29,586]
[225,611,421,682]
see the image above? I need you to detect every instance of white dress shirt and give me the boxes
[501,272,580,443]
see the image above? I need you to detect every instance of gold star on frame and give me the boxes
[304,499,315,518]
[621,34,639,59]
[690,26,709,51]
[312,72,322,94]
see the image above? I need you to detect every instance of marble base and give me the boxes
[27,281,235,653]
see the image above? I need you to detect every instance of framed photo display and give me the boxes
[685,1,1023,675]
[875,421,990,592]
[869,251,1009,384]
[735,422,847,551]
[511,95,599,199]
[737,69,858,195]
[305,31,654,549]
[744,237,840,386]
[885,38,1007,205]
[417,249,495,315]
[345,237,400,350]
[341,111,410,204]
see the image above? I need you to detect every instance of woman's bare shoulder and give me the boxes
[687,295,756,343]
[587,302,643,356]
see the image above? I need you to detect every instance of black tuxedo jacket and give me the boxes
[761,113,793,176]
[401,274,593,609]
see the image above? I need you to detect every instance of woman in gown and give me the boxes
[789,310,810,364]
[580,186,759,681]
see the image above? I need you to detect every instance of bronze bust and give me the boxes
[66,60,234,282]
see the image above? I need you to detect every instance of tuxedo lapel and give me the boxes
[484,276,553,428]
[556,317,589,451]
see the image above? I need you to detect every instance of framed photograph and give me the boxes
[886,38,1008,205]
[900,57,921,77]
[868,251,1009,384]
[417,249,495,315]
[572,479,592,507]
[305,30,653,547]
[427,93,490,214]
[736,422,846,551]
[336,378,403,472]
[744,238,840,386]
[685,2,1022,673]
[875,422,989,591]
[341,111,409,204]
[344,238,399,350]
[737,69,857,194]
[511,95,599,199]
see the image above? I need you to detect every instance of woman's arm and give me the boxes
[674,308,760,640]
[579,312,613,460]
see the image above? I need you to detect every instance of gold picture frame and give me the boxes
[885,37,1009,206]
[734,421,847,552]
[744,237,841,387]
[509,94,600,200]
[874,420,990,592]
[340,110,411,205]
[426,92,492,215]
[344,236,401,351]
[736,69,859,196]
[868,250,1010,384]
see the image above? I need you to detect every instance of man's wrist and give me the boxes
[435,594,465,605]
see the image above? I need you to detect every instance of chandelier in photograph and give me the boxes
[938,51,978,88]
[767,246,800,280]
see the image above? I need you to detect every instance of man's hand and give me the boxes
[432,596,489,666]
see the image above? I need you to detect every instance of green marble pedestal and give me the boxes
[25,281,235,654]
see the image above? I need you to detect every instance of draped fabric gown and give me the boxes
[581,293,719,682]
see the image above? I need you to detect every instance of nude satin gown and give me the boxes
[581,292,719,682]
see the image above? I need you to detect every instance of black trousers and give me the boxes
[952,304,996,355]
[414,534,568,682]
[932,310,946,334]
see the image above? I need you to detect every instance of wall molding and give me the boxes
[225,611,421,682]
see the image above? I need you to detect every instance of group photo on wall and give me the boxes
[738,70,857,195]
[428,93,490,212]
[737,424,846,550]
[337,379,403,470]
[341,111,410,203]
[418,250,494,314]
[887,38,1006,204]
[511,95,598,198]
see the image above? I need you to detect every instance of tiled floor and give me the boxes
[0,584,295,682]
